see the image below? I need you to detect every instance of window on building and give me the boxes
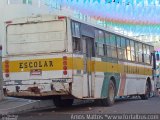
[23,0,32,4]
[8,0,32,4]
[7,0,23,4]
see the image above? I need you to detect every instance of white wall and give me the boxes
[0,0,53,56]
[0,0,52,100]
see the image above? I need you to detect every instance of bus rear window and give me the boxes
[7,20,66,54]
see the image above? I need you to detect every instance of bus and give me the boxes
[2,15,156,107]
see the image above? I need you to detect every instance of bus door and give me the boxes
[82,36,95,98]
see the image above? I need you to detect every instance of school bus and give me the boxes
[2,15,156,107]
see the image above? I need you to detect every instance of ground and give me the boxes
[16,96,160,120]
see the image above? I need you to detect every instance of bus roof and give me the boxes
[6,14,153,47]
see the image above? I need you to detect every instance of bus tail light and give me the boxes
[63,61,67,66]
[63,71,67,75]
[58,16,66,20]
[63,56,68,75]
[4,60,9,78]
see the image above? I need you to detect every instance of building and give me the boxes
[0,0,54,54]
[0,0,52,100]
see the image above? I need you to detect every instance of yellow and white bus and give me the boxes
[2,15,156,107]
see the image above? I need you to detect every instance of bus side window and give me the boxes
[73,37,82,53]
[105,32,111,57]
[121,37,126,60]
[135,42,139,62]
[126,39,131,61]
[149,46,154,65]
[72,21,81,53]
[117,36,122,59]
[130,40,135,62]
[146,45,150,64]
[72,22,80,38]
[117,36,125,60]
[95,30,105,56]
[138,43,143,63]
[110,34,117,58]
[142,44,147,63]
[96,43,104,56]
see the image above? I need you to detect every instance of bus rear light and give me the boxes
[63,56,68,75]
[63,61,67,65]
[63,66,67,71]
[63,71,67,75]
[5,69,9,73]
[58,16,66,20]
[5,64,9,68]
[4,60,10,77]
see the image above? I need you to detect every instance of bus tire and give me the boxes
[53,96,74,107]
[102,80,116,106]
[140,81,150,100]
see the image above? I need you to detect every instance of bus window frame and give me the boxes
[126,39,131,61]
[95,29,105,57]
[130,40,136,62]
[71,21,82,53]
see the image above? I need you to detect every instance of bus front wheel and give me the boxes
[53,96,74,107]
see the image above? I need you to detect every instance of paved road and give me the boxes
[5,96,160,120]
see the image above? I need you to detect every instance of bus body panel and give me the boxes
[3,53,73,97]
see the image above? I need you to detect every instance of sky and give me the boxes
[44,0,160,36]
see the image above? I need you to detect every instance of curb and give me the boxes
[0,100,54,115]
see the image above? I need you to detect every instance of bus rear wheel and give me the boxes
[53,96,74,107]
[140,82,150,100]
[101,80,116,106]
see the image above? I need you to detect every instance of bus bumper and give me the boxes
[3,80,72,98]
